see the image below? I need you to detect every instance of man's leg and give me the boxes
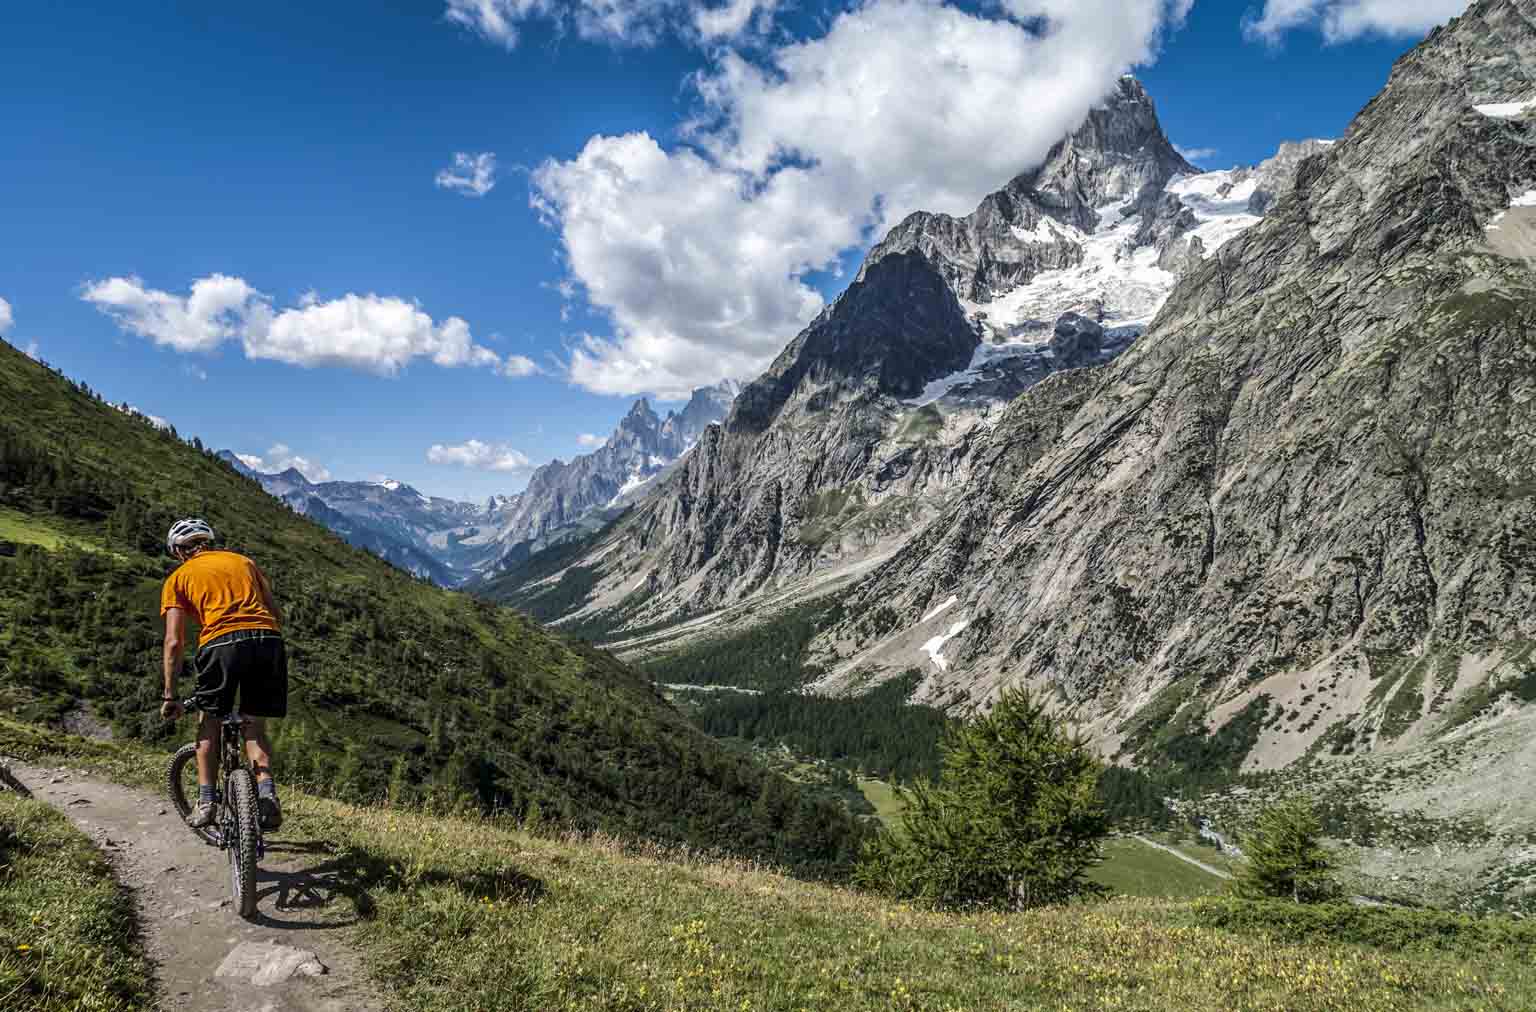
[195,712,222,786]
[243,716,274,785]
[245,715,283,831]
[188,713,221,826]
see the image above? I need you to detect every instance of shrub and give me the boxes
[1190,896,1536,955]
[1232,798,1340,903]
[853,688,1108,909]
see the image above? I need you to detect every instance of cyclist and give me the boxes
[156,518,286,832]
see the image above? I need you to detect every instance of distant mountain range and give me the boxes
[220,380,737,585]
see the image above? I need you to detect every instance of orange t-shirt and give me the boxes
[160,550,280,646]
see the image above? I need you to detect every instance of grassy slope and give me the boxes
[9,724,1535,1012]
[0,339,863,871]
[1088,838,1225,900]
[0,790,153,1012]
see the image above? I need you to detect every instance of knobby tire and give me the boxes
[227,769,260,920]
[167,744,219,846]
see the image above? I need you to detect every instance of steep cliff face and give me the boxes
[492,76,1268,626]
[815,0,1536,777]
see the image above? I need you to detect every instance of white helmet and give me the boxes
[166,518,215,557]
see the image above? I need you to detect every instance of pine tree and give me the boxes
[1232,798,1339,903]
[854,688,1107,910]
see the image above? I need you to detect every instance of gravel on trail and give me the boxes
[10,761,387,1012]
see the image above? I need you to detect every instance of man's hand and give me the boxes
[161,700,185,721]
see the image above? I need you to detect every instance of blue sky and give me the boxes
[0,0,1466,501]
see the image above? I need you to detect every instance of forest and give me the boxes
[0,338,869,876]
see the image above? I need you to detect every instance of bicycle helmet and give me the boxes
[166,517,216,557]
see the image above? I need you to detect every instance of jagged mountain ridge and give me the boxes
[223,381,735,585]
[488,77,1301,629]
[811,0,1536,774]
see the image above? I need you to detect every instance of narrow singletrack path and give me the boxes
[1130,835,1233,880]
[12,761,385,1012]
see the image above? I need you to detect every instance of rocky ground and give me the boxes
[10,762,383,1012]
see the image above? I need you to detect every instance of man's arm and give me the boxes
[162,607,187,716]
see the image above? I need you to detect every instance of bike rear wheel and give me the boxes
[167,744,219,846]
[226,769,261,919]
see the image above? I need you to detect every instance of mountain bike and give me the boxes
[167,695,264,920]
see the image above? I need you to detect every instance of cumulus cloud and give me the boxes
[502,354,540,377]
[533,0,1194,397]
[0,297,13,334]
[1176,144,1218,163]
[427,439,533,472]
[436,151,499,197]
[236,443,332,482]
[81,275,521,378]
[444,0,773,48]
[576,432,606,448]
[1243,0,1467,44]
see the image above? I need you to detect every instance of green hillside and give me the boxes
[0,338,864,873]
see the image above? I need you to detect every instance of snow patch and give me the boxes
[607,468,658,507]
[921,619,969,672]
[1475,99,1536,119]
[1487,190,1536,231]
[1011,218,1059,245]
[921,595,959,623]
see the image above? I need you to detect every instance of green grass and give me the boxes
[858,778,906,826]
[0,791,154,1012]
[0,338,867,874]
[268,797,1536,1011]
[1087,838,1227,900]
[0,508,107,554]
[12,723,1536,1011]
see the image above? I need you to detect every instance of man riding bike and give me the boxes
[157,518,286,832]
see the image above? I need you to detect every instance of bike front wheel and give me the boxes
[225,769,260,919]
[167,744,219,846]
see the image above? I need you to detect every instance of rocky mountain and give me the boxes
[481,0,1536,905]
[221,381,735,586]
[216,456,475,584]
[485,78,1306,627]
[812,0,1536,742]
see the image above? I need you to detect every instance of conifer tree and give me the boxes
[1232,798,1339,903]
[854,688,1107,909]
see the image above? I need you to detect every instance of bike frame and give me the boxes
[183,697,265,862]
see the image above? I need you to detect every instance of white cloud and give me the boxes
[576,432,606,448]
[533,0,1193,397]
[0,297,12,334]
[115,403,172,432]
[82,274,256,353]
[502,354,540,377]
[436,151,499,197]
[1243,0,1467,44]
[1176,144,1218,163]
[427,439,533,472]
[445,0,778,48]
[82,275,514,378]
[183,362,208,381]
[236,443,332,482]
[23,342,41,361]
[693,0,779,41]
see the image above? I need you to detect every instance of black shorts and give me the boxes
[193,630,288,718]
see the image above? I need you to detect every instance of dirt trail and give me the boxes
[1130,835,1232,879]
[10,761,386,1012]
